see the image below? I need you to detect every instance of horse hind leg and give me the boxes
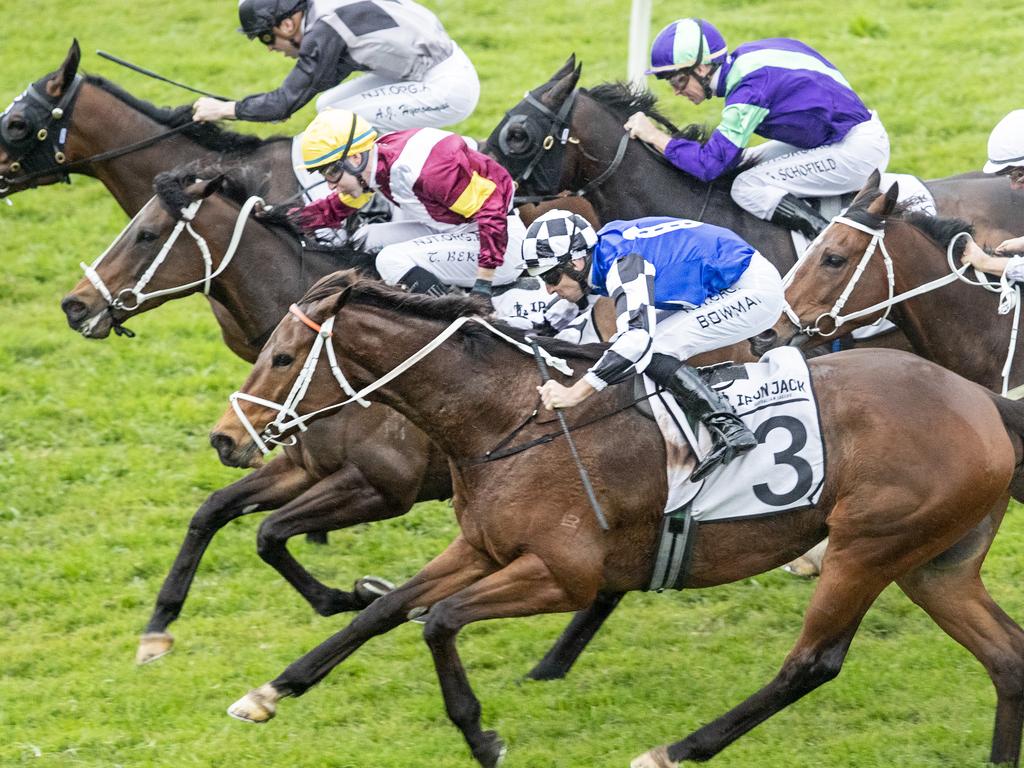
[634,547,891,766]
[898,508,1024,767]
[526,591,625,681]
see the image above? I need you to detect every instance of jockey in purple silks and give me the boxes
[623,18,890,239]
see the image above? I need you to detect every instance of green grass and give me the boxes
[3,1,1024,766]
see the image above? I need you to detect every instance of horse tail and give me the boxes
[991,392,1024,502]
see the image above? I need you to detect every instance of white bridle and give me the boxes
[229,304,574,455]
[781,215,1021,394]
[79,193,264,312]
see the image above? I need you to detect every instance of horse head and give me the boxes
[0,40,83,195]
[483,55,582,200]
[60,167,233,338]
[209,273,360,468]
[773,169,901,347]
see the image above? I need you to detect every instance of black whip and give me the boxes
[528,337,609,531]
[96,51,232,101]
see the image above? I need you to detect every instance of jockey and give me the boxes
[192,0,479,131]
[289,108,522,296]
[525,210,785,480]
[623,18,890,239]
[962,110,1024,276]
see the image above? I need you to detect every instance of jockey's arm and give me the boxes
[232,25,354,123]
[661,88,769,182]
[962,238,1024,281]
[539,253,657,410]
[288,192,361,232]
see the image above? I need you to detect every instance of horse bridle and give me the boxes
[78,193,264,326]
[497,87,629,206]
[0,74,83,192]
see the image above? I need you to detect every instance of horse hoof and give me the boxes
[474,730,507,768]
[227,683,279,723]
[354,575,395,606]
[781,556,821,578]
[136,632,174,665]
[631,745,677,768]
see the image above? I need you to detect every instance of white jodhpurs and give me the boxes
[315,44,480,131]
[373,213,526,288]
[730,112,891,220]
[651,252,785,361]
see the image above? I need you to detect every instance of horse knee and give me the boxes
[256,519,286,561]
[421,602,459,647]
[189,490,246,533]
[782,643,847,692]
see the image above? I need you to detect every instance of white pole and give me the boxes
[627,0,653,88]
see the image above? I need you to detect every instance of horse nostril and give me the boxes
[209,432,237,459]
[61,296,88,323]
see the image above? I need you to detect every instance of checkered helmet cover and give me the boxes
[521,210,598,276]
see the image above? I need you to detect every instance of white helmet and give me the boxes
[984,110,1024,174]
[521,210,598,277]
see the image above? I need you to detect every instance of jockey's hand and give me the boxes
[995,235,1024,255]
[961,239,1005,275]
[192,97,237,123]
[538,379,595,410]
[624,112,670,152]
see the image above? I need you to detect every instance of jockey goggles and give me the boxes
[255,29,277,45]
[656,69,692,92]
[320,153,368,182]
[998,167,1024,184]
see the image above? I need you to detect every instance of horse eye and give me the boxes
[135,230,159,243]
[272,353,294,368]
[507,126,531,152]
[822,252,847,268]
[4,116,28,140]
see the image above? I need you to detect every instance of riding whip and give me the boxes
[528,336,609,531]
[96,51,233,101]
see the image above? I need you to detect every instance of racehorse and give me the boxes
[210,270,1024,767]
[484,56,1024,277]
[775,171,1024,393]
[59,163,621,668]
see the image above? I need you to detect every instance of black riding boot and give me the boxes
[397,266,448,297]
[770,194,830,240]
[646,353,757,481]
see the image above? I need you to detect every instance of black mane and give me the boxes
[84,75,286,154]
[845,191,975,259]
[301,271,606,362]
[587,82,711,140]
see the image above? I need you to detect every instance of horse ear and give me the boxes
[550,54,577,83]
[326,285,353,318]
[882,180,900,214]
[850,168,882,206]
[47,40,81,98]
[188,175,226,200]
[545,58,582,108]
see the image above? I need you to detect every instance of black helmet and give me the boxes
[238,0,308,39]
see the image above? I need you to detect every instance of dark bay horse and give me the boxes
[485,56,1024,277]
[776,172,1024,393]
[211,271,1024,767]
[59,165,617,667]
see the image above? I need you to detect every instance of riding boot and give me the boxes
[770,194,830,240]
[646,353,758,481]
[397,266,449,297]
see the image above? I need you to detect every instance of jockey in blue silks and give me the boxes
[623,18,890,239]
[523,209,785,481]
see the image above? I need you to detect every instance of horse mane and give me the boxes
[83,74,286,154]
[845,192,975,260]
[153,161,377,268]
[301,270,606,363]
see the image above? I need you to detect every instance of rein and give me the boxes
[79,193,264,318]
[782,216,1022,394]
[229,311,574,455]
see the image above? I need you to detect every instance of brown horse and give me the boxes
[210,270,1024,767]
[59,164,618,667]
[775,171,1024,393]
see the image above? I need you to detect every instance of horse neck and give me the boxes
[572,95,793,269]
[886,223,1017,390]
[204,213,346,356]
[66,84,296,215]
[336,307,540,459]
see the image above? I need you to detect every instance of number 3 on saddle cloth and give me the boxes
[642,346,826,591]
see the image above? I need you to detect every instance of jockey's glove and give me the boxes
[470,278,493,298]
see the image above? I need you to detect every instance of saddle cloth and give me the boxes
[646,346,826,524]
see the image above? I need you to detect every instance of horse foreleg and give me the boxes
[256,462,408,616]
[526,591,624,680]
[422,553,593,768]
[137,455,314,664]
[227,534,498,723]
[898,521,1024,766]
[634,554,888,766]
